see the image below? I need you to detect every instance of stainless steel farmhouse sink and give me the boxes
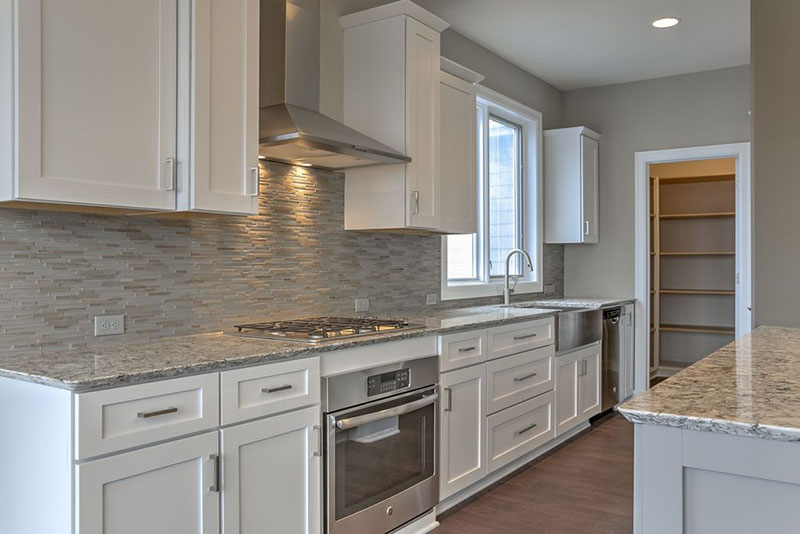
[508,303,602,353]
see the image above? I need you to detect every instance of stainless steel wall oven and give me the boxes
[322,356,439,534]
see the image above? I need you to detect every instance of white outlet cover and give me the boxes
[426,293,437,305]
[94,314,125,336]
[355,299,369,313]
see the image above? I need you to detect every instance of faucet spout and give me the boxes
[504,249,534,306]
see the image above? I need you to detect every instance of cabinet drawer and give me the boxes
[487,345,554,415]
[75,374,220,460]
[221,357,320,425]
[487,318,554,360]
[487,391,555,473]
[439,330,488,372]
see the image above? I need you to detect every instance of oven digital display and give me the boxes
[367,369,410,396]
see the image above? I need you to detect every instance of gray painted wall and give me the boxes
[752,0,800,327]
[560,66,752,298]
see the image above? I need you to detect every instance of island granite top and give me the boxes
[0,305,558,391]
[619,326,800,442]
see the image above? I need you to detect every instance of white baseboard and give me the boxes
[436,421,591,515]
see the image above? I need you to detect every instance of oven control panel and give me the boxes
[367,369,410,397]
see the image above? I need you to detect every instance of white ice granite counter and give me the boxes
[0,305,556,391]
[620,326,800,442]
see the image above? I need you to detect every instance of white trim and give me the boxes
[441,86,544,301]
[339,0,450,32]
[440,57,484,85]
[633,142,752,394]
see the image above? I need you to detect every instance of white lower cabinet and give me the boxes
[221,405,321,534]
[439,364,487,500]
[555,342,602,437]
[76,432,220,534]
[486,391,555,473]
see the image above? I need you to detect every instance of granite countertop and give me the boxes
[528,297,635,309]
[619,326,800,442]
[0,305,556,392]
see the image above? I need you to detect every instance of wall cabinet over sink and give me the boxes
[0,0,259,215]
[544,127,601,244]
[341,1,481,234]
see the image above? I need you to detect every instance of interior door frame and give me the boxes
[633,142,752,394]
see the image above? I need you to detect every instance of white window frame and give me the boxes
[441,85,544,301]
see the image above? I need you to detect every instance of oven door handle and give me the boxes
[334,392,439,431]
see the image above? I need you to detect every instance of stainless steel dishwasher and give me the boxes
[602,307,622,411]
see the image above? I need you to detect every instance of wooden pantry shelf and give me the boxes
[659,251,735,256]
[659,212,735,220]
[658,173,735,185]
[660,324,735,335]
[659,289,735,295]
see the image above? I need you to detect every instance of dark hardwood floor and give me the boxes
[435,413,633,534]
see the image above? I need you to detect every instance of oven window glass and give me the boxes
[334,399,435,519]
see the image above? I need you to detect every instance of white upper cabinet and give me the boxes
[1,0,258,214]
[438,59,482,234]
[9,0,179,210]
[340,1,450,232]
[184,0,259,215]
[544,127,601,244]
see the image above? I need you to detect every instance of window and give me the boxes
[442,87,543,300]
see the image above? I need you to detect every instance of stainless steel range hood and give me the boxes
[259,0,410,170]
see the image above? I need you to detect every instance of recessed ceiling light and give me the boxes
[652,17,680,29]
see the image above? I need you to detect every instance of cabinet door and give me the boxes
[221,406,321,534]
[76,432,219,534]
[580,135,599,243]
[188,0,259,214]
[15,0,179,210]
[621,305,635,401]
[438,70,477,234]
[578,345,602,420]
[554,354,580,436]
[405,18,441,230]
[440,365,487,500]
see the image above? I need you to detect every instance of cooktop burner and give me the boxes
[233,316,425,343]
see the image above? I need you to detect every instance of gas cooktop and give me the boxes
[232,316,425,343]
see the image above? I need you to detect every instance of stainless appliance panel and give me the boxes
[326,386,439,534]
[550,307,602,353]
[602,307,622,411]
[322,356,439,413]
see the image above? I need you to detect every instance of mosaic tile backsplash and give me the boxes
[0,162,563,359]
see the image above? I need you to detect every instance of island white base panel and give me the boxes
[634,423,800,534]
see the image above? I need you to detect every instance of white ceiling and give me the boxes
[413,0,750,91]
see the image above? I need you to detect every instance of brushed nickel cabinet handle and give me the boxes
[514,372,538,382]
[513,333,538,341]
[313,425,322,457]
[458,346,477,353]
[515,423,538,437]
[137,407,178,419]
[250,166,260,197]
[444,388,453,412]
[163,157,176,191]
[263,384,292,394]
[411,191,420,215]
[209,454,220,492]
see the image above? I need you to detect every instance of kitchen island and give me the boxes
[619,326,800,534]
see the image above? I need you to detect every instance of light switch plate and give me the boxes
[94,314,124,336]
[355,299,369,313]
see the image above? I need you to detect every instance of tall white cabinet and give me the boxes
[1,0,258,215]
[544,127,601,244]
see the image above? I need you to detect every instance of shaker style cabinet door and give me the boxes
[439,364,487,500]
[75,432,220,534]
[554,353,580,436]
[221,406,322,534]
[580,135,599,243]
[187,0,259,214]
[14,0,179,209]
[577,344,602,419]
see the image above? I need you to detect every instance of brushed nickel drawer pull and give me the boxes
[137,407,178,419]
[513,333,538,341]
[444,388,453,412]
[313,425,323,457]
[458,346,477,353]
[515,423,538,437]
[514,372,538,382]
[209,454,220,492]
[263,384,293,394]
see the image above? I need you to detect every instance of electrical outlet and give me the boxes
[426,293,437,305]
[544,284,556,294]
[94,314,125,336]
[355,298,369,313]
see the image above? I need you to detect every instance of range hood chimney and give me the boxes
[259,0,410,170]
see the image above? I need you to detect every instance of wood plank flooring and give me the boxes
[435,413,633,534]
